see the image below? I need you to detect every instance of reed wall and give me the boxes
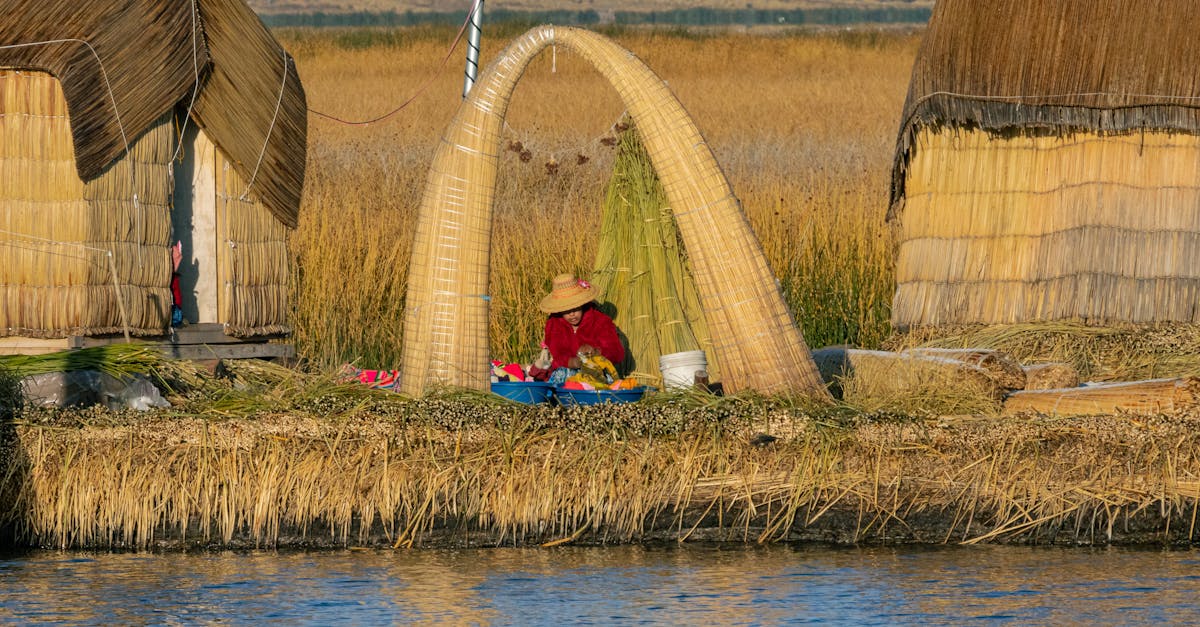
[216,152,291,337]
[0,70,172,338]
[894,127,1200,328]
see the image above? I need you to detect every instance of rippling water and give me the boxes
[2,544,1198,624]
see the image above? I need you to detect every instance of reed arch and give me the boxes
[401,25,829,398]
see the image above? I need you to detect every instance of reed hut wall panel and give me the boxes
[215,150,291,337]
[890,0,1200,329]
[0,69,172,338]
[401,26,828,397]
[894,127,1200,327]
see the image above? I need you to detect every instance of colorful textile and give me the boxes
[341,365,401,391]
[491,360,526,382]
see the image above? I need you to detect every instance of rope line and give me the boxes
[240,51,289,201]
[308,0,481,126]
[169,0,202,166]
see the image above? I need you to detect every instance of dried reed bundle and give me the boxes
[902,347,1026,390]
[1003,377,1200,416]
[1021,363,1080,390]
[590,124,716,386]
[891,321,1200,382]
[400,26,827,397]
[812,347,1004,414]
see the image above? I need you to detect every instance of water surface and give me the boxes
[2,545,1197,624]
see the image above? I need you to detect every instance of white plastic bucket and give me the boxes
[659,350,708,391]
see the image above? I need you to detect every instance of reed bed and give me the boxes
[5,403,1200,549]
[284,27,912,370]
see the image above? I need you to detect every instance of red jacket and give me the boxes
[544,308,625,369]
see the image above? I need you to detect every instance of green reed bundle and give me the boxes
[0,344,162,379]
[590,124,717,385]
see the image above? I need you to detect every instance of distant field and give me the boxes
[250,1,933,15]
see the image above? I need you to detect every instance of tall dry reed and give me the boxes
[283,27,916,369]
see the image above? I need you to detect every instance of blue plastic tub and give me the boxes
[554,386,648,406]
[491,381,555,404]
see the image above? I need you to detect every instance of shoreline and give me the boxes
[4,402,1199,551]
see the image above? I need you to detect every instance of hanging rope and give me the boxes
[308,0,482,126]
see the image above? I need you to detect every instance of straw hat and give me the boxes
[539,273,596,314]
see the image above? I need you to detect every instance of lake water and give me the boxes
[2,544,1197,625]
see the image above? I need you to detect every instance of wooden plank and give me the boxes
[76,324,286,347]
[158,343,295,360]
[0,337,71,355]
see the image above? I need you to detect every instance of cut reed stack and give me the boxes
[1004,377,1200,416]
[591,124,718,386]
[890,0,1200,328]
[401,26,827,398]
[0,0,304,342]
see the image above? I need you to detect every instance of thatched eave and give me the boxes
[889,0,1200,219]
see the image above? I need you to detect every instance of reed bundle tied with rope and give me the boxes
[811,347,1005,414]
[590,123,717,386]
[890,0,1200,329]
[400,25,827,398]
[1004,377,1200,417]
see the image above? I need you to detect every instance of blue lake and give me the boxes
[2,544,1198,624]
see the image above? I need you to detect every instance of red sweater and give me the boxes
[543,308,625,369]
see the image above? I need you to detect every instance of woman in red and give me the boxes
[538,273,625,374]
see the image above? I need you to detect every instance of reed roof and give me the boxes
[891,0,1200,217]
[0,0,306,227]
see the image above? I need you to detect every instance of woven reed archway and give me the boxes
[401,26,829,398]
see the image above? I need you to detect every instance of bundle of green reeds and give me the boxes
[590,124,717,386]
[0,345,163,379]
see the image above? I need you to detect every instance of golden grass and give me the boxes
[283,27,913,369]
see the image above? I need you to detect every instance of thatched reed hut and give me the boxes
[0,0,305,351]
[890,0,1200,329]
[401,26,828,397]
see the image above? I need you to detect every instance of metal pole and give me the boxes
[462,0,484,97]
